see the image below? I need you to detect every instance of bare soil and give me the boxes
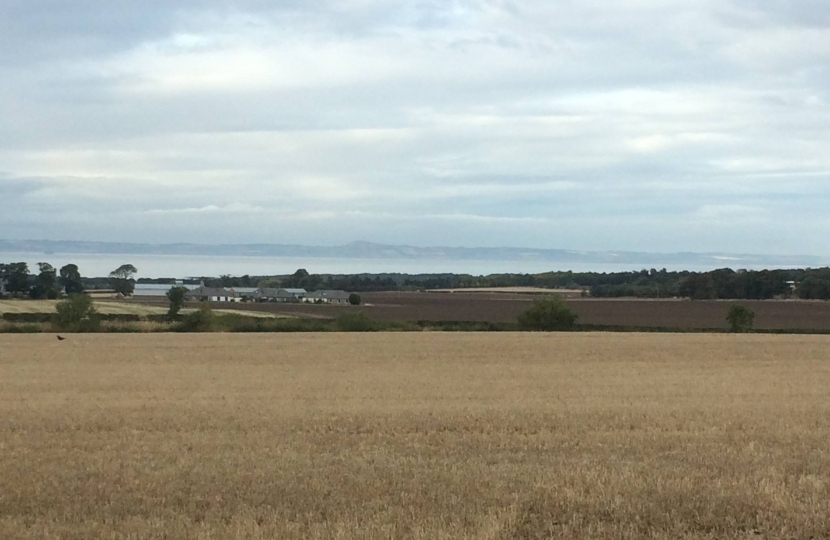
[125,292,830,331]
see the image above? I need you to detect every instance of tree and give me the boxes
[282,268,322,290]
[0,262,29,295]
[166,286,189,319]
[109,264,138,296]
[798,276,830,300]
[30,262,58,299]
[678,273,717,300]
[518,296,578,331]
[59,264,84,295]
[0,262,30,296]
[178,304,216,332]
[726,303,755,333]
[348,293,362,305]
[54,294,99,332]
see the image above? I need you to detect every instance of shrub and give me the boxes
[0,322,47,334]
[54,294,100,332]
[3,312,54,323]
[417,321,516,332]
[177,304,216,332]
[337,312,380,332]
[100,314,141,322]
[349,293,362,306]
[518,296,578,331]
[726,303,755,333]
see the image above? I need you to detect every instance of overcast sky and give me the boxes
[1,0,828,255]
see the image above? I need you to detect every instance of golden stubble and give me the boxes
[1,333,829,539]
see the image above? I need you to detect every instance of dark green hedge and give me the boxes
[2,313,53,323]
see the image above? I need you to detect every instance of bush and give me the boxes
[337,312,381,332]
[726,303,755,333]
[336,312,418,332]
[54,294,100,332]
[177,304,216,332]
[518,296,578,331]
[349,293,362,305]
[100,323,143,333]
[0,323,47,334]
[100,314,142,322]
[220,316,334,333]
[3,312,54,323]
[417,321,516,332]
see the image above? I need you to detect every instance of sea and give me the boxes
[0,252,795,279]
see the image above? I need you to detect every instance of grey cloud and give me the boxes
[1,0,829,257]
[729,0,830,27]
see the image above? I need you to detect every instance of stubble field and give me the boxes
[1,333,830,539]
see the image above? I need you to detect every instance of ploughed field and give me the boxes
[2,333,830,539]
[131,291,830,330]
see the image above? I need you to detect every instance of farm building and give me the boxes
[185,286,239,302]
[253,288,307,303]
[304,290,351,304]
[234,287,259,300]
[133,283,199,297]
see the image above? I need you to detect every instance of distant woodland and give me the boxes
[4,263,830,300]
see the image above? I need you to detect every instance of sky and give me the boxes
[1,0,829,255]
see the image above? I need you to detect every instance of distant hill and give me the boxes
[0,239,825,268]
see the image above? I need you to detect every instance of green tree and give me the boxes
[166,286,189,319]
[282,268,322,290]
[109,264,138,296]
[726,303,755,333]
[798,276,830,300]
[59,264,84,295]
[178,304,216,332]
[518,296,578,331]
[30,262,58,299]
[54,294,99,332]
[348,293,362,305]
[1,262,31,296]
[678,273,717,300]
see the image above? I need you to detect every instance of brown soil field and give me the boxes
[428,287,586,296]
[129,292,830,331]
[2,333,830,539]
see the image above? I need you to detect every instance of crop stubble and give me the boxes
[1,333,829,539]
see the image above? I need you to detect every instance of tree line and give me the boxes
[0,262,137,298]
[238,267,827,300]
[6,261,830,300]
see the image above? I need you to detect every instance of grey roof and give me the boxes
[254,287,279,298]
[185,286,237,298]
[307,290,350,300]
[233,287,259,295]
[133,284,199,296]
[281,288,307,295]
[254,287,306,298]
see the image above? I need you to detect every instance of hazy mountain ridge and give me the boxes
[0,239,825,268]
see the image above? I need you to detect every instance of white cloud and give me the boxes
[1,0,829,256]
[145,203,265,215]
